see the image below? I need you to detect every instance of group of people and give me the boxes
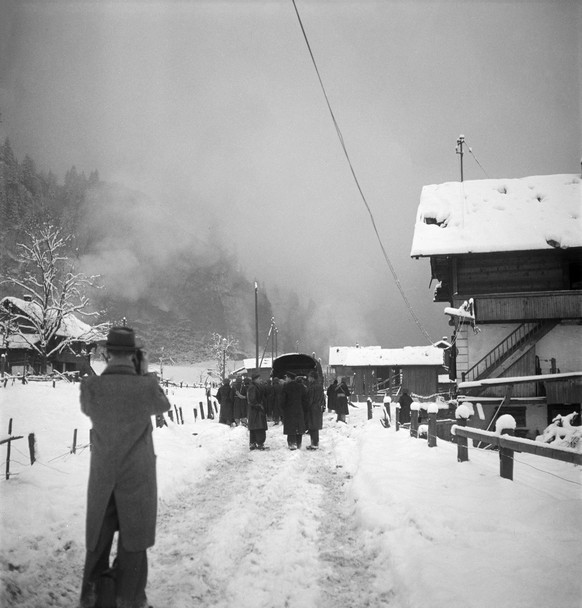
[77,325,356,608]
[215,369,328,451]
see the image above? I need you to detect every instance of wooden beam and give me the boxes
[453,426,582,465]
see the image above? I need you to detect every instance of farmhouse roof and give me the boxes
[410,174,581,257]
[0,296,104,341]
[329,345,443,367]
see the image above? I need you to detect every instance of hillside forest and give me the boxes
[0,138,330,364]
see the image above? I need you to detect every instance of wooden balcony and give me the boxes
[472,291,582,323]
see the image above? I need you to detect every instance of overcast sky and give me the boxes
[1,0,580,348]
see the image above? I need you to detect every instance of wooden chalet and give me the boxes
[410,173,582,438]
[328,344,446,400]
[0,296,104,376]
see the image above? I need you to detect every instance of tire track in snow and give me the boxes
[149,430,324,608]
[149,422,396,608]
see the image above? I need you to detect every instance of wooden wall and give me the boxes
[473,291,582,322]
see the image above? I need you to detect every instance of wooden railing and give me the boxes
[463,321,548,383]
[452,423,582,480]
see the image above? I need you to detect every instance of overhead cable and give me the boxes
[290,0,433,345]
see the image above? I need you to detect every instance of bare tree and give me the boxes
[0,224,109,373]
[206,332,239,380]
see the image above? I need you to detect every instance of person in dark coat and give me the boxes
[246,373,268,450]
[305,371,325,450]
[216,377,234,426]
[263,378,275,420]
[335,377,351,423]
[326,378,338,412]
[79,326,171,608]
[398,388,413,424]
[281,371,308,450]
[271,377,283,425]
[232,376,246,425]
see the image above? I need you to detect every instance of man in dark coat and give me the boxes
[272,377,284,425]
[335,377,351,423]
[398,388,413,424]
[232,376,246,425]
[305,371,325,450]
[79,326,171,608]
[281,371,308,450]
[246,373,268,450]
[216,377,234,426]
[326,378,338,412]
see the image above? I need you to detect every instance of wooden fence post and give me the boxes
[199,401,205,420]
[71,429,78,454]
[6,418,13,480]
[5,438,11,480]
[28,433,36,465]
[174,405,180,424]
[193,408,198,422]
[395,405,400,431]
[179,407,184,424]
[499,428,515,480]
[167,410,174,422]
[456,418,469,462]
[410,409,419,438]
[367,398,373,420]
[427,412,437,448]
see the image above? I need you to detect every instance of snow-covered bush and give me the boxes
[536,412,581,452]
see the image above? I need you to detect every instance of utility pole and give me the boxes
[222,337,227,380]
[254,282,259,371]
[456,134,465,182]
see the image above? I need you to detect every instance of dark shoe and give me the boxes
[256,444,270,450]
[249,443,257,450]
[288,444,297,451]
[306,445,319,450]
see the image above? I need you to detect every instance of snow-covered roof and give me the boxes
[0,297,103,341]
[1,333,38,350]
[241,357,273,370]
[410,174,581,257]
[329,345,443,367]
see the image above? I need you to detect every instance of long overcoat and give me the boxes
[216,381,234,424]
[272,378,284,420]
[80,362,171,552]
[305,379,325,430]
[326,380,338,411]
[281,379,308,435]
[335,381,351,416]
[232,379,247,420]
[246,380,268,431]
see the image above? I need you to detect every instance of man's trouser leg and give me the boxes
[116,542,148,608]
[80,494,149,608]
[80,494,118,607]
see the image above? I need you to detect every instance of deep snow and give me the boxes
[0,369,581,608]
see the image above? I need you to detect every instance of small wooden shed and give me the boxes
[328,345,445,400]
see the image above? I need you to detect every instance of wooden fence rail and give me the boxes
[452,425,582,480]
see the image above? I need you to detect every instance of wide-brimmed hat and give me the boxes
[105,326,142,351]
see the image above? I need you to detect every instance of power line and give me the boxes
[290,0,433,345]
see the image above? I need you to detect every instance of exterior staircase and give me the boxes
[462,321,558,383]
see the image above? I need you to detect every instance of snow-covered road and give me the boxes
[2,381,581,608]
[149,418,392,608]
